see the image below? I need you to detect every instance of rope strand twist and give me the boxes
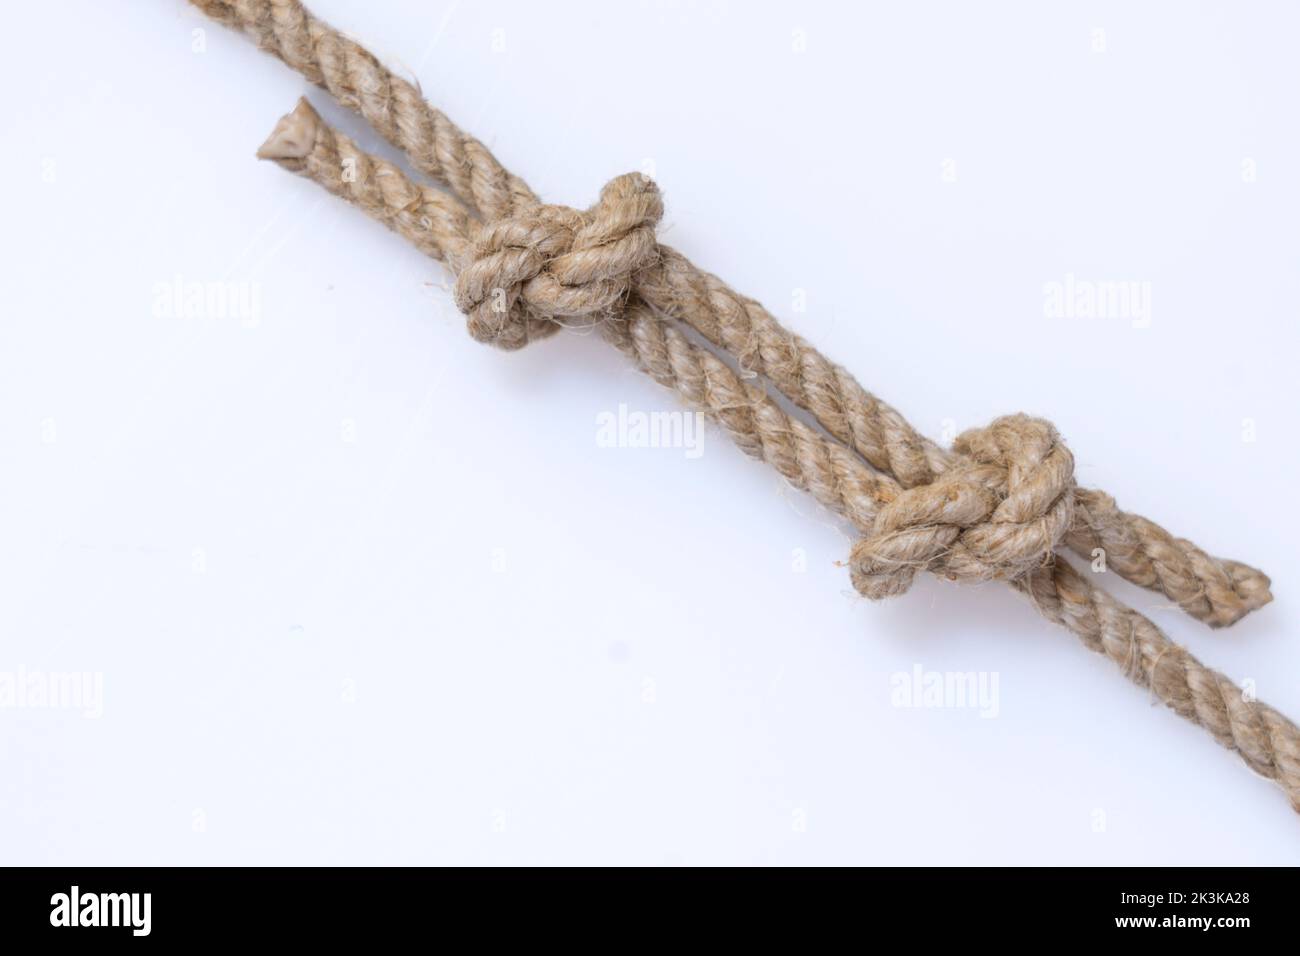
[193,0,1296,814]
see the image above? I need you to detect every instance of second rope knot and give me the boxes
[849,414,1076,599]
[453,173,664,350]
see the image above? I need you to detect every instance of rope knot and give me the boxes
[849,414,1076,599]
[452,173,663,350]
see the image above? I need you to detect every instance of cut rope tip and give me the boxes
[256,98,319,163]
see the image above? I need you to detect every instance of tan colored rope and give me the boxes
[198,0,1270,631]
[194,0,537,222]
[198,2,1295,810]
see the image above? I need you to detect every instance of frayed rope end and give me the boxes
[256,97,320,164]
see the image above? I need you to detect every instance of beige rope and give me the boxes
[198,2,1295,810]
[198,0,1270,631]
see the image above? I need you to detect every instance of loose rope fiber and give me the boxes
[194,0,1296,811]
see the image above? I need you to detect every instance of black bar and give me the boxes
[0,867,1283,942]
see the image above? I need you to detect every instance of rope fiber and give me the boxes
[194,0,1294,812]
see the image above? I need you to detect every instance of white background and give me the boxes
[2,0,1298,864]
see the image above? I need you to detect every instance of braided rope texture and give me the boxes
[194,0,1295,811]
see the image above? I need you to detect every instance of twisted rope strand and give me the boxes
[1065,488,1274,629]
[257,101,895,529]
[641,252,1273,626]
[603,305,897,533]
[204,0,1292,809]
[194,0,537,220]
[202,0,1271,629]
[255,105,1300,810]
[257,100,478,268]
[1018,562,1300,806]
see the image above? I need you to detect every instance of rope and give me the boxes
[202,0,1270,630]
[197,1,1295,810]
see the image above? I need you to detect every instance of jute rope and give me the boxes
[194,0,1296,811]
